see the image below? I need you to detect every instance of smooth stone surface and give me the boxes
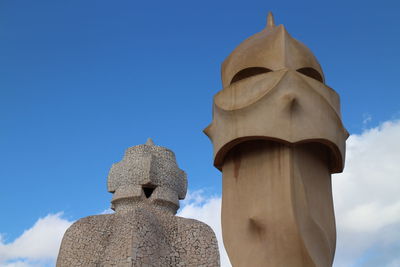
[205,12,347,267]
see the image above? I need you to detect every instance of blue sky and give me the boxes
[1,1,400,266]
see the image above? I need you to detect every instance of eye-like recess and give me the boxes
[231,67,272,84]
[142,183,157,198]
[296,67,324,83]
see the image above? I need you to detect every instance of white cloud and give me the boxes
[1,120,399,267]
[362,113,372,127]
[0,260,44,267]
[178,190,231,267]
[0,213,73,267]
[100,208,114,215]
[333,120,400,267]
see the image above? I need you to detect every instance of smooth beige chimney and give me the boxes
[205,12,348,267]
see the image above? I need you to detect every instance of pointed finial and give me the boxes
[267,12,275,29]
[146,138,154,146]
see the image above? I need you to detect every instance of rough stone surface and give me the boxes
[57,139,220,266]
[205,13,348,267]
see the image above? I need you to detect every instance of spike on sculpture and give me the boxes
[146,137,154,145]
[57,140,220,266]
[205,13,348,266]
[266,12,275,29]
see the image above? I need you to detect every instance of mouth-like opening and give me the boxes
[142,183,157,198]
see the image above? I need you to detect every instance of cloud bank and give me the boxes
[0,213,72,267]
[333,120,400,267]
[1,120,399,267]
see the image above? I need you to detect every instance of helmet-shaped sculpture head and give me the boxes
[107,138,187,214]
[222,12,325,88]
[205,12,348,173]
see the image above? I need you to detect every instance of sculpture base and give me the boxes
[221,140,336,267]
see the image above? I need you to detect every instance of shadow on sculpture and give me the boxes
[205,12,348,267]
[57,139,220,266]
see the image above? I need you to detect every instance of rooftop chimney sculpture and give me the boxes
[205,13,348,267]
[57,139,220,266]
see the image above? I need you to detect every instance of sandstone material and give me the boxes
[57,139,220,266]
[205,13,348,267]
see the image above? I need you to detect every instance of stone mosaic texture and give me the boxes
[56,139,220,266]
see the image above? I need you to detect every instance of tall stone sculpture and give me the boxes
[204,13,348,267]
[57,139,220,266]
